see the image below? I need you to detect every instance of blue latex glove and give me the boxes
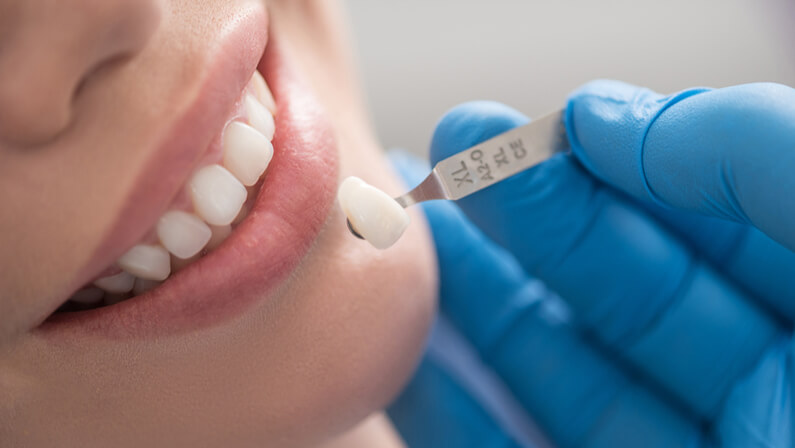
[388,81,795,447]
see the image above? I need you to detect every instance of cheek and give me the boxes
[254,205,437,442]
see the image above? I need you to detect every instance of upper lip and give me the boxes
[37,6,339,337]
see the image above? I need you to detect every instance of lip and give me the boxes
[38,11,339,337]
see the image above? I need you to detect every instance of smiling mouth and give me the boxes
[40,10,339,334]
[56,71,278,313]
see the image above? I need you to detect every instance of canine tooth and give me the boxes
[118,244,171,281]
[71,287,105,304]
[94,271,135,293]
[337,176,410,250]
[206,224,232,250]
[189,164,247,226]
[244,94,275,141]
[250,71,276,114]
[157,211,212,259]
[223,121,273,186]
[133,278,161,295]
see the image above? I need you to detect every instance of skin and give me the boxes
[0,0,437,446]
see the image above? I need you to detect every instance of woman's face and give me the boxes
[0,0,436,446]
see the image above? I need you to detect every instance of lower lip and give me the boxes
[40,38,339,338]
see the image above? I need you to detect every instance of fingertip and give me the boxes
[565,80,708,202]
[430,101,529,166]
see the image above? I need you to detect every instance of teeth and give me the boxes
[244,94,275,141]
[250,71,276,114]
[69,72,278,311]
[206,224,232,250]
[133,278,161,295]
[117,244,171,281]
[94,271,135,294]
[71,287,105,304]
[189,164,247,226]
[337,176,410,250]
[157,211,212,259]
[222,121,273,186]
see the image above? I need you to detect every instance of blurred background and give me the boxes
[347,0,795,155]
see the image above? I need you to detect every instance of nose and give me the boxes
[0,0,160,146]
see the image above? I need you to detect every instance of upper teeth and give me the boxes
[189,164,248,226]
[93,271,135,294]
[222,121,273,187]
[117,245,171,281]
[157,211,213,259]
[86,71,277,301]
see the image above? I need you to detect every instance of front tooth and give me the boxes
[250,71,276,114]
[94,271,135,293]
[244,94,275,141]
[157,211,212,259]
[223,121,273,186]
[71,287,105,304]
[117,244,171,281]
[189,164,247,225]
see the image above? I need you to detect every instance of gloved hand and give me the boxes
[388,81,795,447]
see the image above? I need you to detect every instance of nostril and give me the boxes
[0,70,76,147]
[0,0,161,147]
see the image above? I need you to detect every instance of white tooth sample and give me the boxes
[337,177,410,250]
[157,211,212,259]
[223,121,273,187]
[189,164,247,225]
[71,287,105,304]
[250,70,277,114]
[206,224,232,250]
[133,278,161,295]
[117,244,171,281]
[244,94,275,141]
[93,271,135,294]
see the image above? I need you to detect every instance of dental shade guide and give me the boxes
[339,109,570,249]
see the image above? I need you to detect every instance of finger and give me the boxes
[427,105,782,419]
[567,80,795,250]
[714,337,794,448]
[634,197,795,322]
[389,151,704,447]
[388,355,524,448]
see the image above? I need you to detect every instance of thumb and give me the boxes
[567,80,795,250]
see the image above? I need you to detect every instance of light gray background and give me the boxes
[347,0,795,155]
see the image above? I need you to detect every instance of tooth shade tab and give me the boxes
[189,164,247,226]
[337,177,410,250]
[157,211,212,259]
[244,94,275,141]
[250,70,276,114]
[94,271,135,293]
[223,121,273,186]
[118,244,171,281]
